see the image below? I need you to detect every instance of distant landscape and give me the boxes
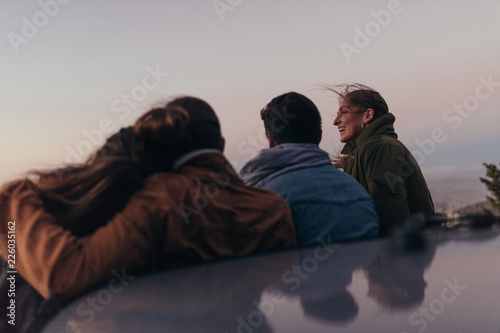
[427,177,490,216]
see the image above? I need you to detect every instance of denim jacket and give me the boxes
[240,143,379,245]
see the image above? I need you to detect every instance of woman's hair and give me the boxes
[330,146,345,170]
[134,104,191,171]
[33,127,148,236]
[327,83,389,122]
[165,96,224,152]
[30,96,222,236]
[134,96,224,167]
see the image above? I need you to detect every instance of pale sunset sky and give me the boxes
[1,0,499,186]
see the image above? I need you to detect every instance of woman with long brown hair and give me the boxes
[29,127,148,236]
[0,126,153,331]
[1,104,189,236]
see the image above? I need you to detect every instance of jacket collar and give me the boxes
[240,143,332,187]
[173,149,223,171]
[341,113,397,154]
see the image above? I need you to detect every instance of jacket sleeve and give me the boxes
[0,180,165,300]
[361,142,410,229]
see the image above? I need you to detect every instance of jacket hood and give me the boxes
[341,113,398,154]
[240,143,332,187]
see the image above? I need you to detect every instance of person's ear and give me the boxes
[364,108,375,124]
[266,132,277,148]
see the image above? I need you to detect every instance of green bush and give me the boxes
[480,163,500,214]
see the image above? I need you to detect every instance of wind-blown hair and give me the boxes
[30,97,213,237]
[326,83,389,123]
[32,127,148,236]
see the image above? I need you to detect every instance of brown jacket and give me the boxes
[0,153,296,300]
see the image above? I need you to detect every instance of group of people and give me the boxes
[0,84,434,302]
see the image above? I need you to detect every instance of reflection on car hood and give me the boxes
[32,226,500,332]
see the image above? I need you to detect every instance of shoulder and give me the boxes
[135,173,186,204]
[261,164,322,188]
[137,172,208,210]
[265,163,368,196]
[246,185,293,224]
[107,174,177,227]
[359,136,407,159]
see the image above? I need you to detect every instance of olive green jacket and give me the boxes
[341,113,434,230]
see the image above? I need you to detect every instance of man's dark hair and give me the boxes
[260,92,322,145]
